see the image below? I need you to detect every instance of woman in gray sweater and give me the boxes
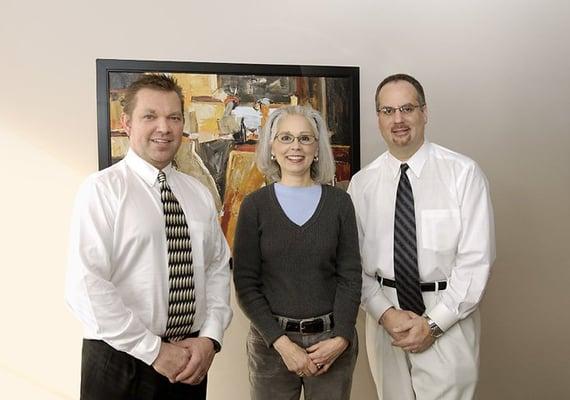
[233,105,362,400]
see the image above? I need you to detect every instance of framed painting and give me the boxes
[96,58,360,249]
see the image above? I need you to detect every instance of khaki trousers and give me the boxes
[366,287,480,400]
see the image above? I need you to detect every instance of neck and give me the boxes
[279,174,315,187]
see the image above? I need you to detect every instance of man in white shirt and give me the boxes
[65,74,232,399]
[348,74,495,400]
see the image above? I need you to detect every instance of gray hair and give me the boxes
[255,105,336,184]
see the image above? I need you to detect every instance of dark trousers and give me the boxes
[81,339,207,400]
[247,326,358,400]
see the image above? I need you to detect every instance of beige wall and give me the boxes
[1,0,568,398]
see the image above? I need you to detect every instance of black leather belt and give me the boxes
[377,276,447,292]
[276,314,334,334]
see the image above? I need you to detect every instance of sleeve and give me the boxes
[428,163,496,331]
[331,194,362,343]
[198,195,233,348]
[347,179,395,322]
[64,178,161,365]
[232,195,285,347]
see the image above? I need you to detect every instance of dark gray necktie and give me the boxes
[158,171,196,341]
[394,164,425,315]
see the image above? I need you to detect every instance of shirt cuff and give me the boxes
[427,302,459,332]
[133,333,162,366]
[198,319,225,348]
[365,293,395,323]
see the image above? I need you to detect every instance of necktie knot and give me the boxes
[157,171,167,184]
[400,163,409,174]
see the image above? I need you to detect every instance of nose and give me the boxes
[156,117,170,133]
[393,109,404,123]
[289,137,302,149]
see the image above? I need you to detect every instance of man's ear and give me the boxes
[121,113,131,137]
[422,106,428,125]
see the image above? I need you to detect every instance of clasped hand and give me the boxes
[273,335,348,377]
[380,308,435,353]
[152,337,215,384]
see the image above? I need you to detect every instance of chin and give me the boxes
[150,156,174,169]
[392,136,412,146]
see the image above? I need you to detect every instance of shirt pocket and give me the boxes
[421,209,461,252]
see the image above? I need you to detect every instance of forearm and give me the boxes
[65,269,161,364]
[332,198,363,341]
[430,165,495,331]
[233,253,285,345]
[234,279,285,346]
[66,181,161,365]
[332,268,361,341]
[233,197,285,346]
[200,223,232,344]
[361,267,394,321]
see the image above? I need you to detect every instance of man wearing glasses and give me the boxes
[348,74,495,399]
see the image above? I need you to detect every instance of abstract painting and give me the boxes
[97,59,360,249]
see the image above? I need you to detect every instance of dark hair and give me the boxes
[121,74,185,117]
[375,73,426,111]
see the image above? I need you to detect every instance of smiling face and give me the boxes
[121,88,184,169]
[271,114,318,186]
[377,80,428,160]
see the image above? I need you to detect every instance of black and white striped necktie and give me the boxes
[158,171,196,341]
[394,164,425,315]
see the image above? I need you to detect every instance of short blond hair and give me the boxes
[121,73,185,117]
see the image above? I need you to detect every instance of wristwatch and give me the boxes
[424,316,444,338]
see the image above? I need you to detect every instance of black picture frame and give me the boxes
[96,58,360,248]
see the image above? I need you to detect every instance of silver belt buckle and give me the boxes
[299,318,313,334]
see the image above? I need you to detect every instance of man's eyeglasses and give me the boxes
[377,104,424,116]
[275,133,318,145]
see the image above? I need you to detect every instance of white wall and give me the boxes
[1,0,568,398]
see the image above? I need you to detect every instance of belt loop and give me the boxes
[435,281,439,295]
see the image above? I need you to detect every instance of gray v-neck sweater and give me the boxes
[233,184,362,347]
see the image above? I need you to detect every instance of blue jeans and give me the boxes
[247,325,358,400]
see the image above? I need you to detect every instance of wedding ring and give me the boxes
[297,371,304,377]
[317,363,323,369]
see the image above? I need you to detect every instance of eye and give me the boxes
[170,115,182,121]
[143,114,155,120]
[401,105,415,113]
[298,135,314,145]
[380,107,394,116]
[278,134,293,143]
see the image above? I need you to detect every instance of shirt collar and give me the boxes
[124,149,174,187]
[387,140,430,180]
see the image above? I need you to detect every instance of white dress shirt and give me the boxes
[348,141,495,331]
[65,150,232,365]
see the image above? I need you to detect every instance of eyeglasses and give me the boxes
[377,104,424,116]
[275,133,318,145]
